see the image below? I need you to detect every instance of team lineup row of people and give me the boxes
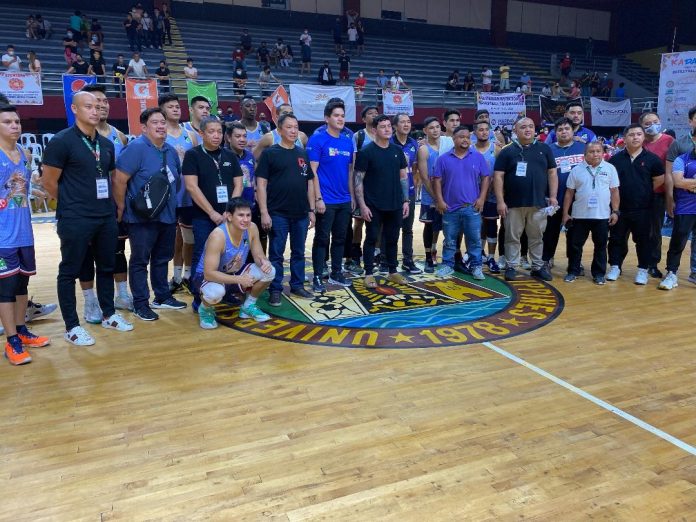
[2,87,695,365]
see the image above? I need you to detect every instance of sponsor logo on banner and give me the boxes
[126,78,158,135]
[590,97,631,127]
[383,89,414,116]
[288,84,356,122]
[62,74,96,125]
[477,92,526,128]
[264,85,289,124]
[0,72,43,106]
[658,51,696,138]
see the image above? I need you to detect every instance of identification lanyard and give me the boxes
[202,146,224,185]
[202,146,229,203]
[80,134,103,177]
[586,164,600,208]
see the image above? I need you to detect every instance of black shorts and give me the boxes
[118,220,129,239]
[0,246,36,278]
[177,206,193,228]
[483,201,499,219]
[419,205,442,231]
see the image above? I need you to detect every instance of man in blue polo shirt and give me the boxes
[544,101,596,145]
[112,108,187,321]
[308,100,355,292]
[432,126,491,279]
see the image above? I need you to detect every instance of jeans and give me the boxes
[191,217,217,303]
[312,202,351,277]
[665,214,696,274]
[269,213,309,292]
[649,193,665,268]
[363,205,402,274]
[567,218,608,276]
[504,207,547,270]
[128,222,176,309]
[608,209,652,269]
[57,216,117,330]
[442,205,483,268]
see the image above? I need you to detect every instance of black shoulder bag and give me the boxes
[130,149,172,220]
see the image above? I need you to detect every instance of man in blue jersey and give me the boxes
[543,117,586,271]
[312,97,354,140]
[194,198,275,329]
[0,104,50,365]
[182,95,210,139]
[544,101,596,144]
[252,102,308,160]
[307,100,355,292]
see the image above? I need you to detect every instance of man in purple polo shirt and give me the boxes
[432,126,491,280]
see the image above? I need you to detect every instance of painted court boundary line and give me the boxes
[482,341,696,457]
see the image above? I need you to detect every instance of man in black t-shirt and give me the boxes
[67,53,90,75]
[256,114,316,306]
[183,117,243,309]
[112,54,127,97]
[338,50,350,85]
[42,91,134,346]
[354,114,410,288]
[494,117,558,281]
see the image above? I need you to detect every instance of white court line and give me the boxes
[482,341,696,457]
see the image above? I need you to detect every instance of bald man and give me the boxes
[43,91,134,347]
[252,103,308,160]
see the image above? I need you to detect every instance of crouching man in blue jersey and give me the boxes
[192,197,275,329]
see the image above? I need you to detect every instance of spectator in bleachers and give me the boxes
[559,52,572,83]
[35,14,51,40]
[273,39,286,67]
[112,54,126,97]
[332,17,342,53]
[446,70,461,93]
[279,45,291,69]
[69,10,82,41]
[232,47,246,71]
[233,67,248,99]
[2,45,21,71]
[123,14,140,53]
[520,71,531,91]
[63,30,78,64]
[89,50,106,83]
[463,71,475,92]
[90,18,104,44]
[375,69,388,97]
[27,51,41,75]
[240,29,253,54]
[389,70,408,91]
[156,60,171,92]
[499,63,510,92]
[141,11,154,49]
[317,61,335,86]
[338,49,350,85]
[88,33,103,60]
[300,29,312,47]
[183,58,197,80]
[551,82,561,100]
[300,42,311,76]
[134,16,146,51]
[257,42,270,67]
[132,4,143,22]
[258,66,281,97]
[564,81,580,99]
[579,70,591,97]
[152,9,164,49]
[356,18,365,56]
[354,71,366,100]
[481,66,492,92]
[26,15,39,40]
[126,51,148,79]
[542,83,552,96]
[347,23,358,54]
[67,53,90,75]
[79,14,90,45]
[615,82,626,99]
[161,4,172,46]
[599,73,611,98]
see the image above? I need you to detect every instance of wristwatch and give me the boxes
[611,209,620,215]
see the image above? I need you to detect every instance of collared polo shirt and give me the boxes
[432,149,490,211]
[608,148,664,211]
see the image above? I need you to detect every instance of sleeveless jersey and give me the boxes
[472,141,497,203]
[195,224,250,277]
[236,149,256,205]
[271,129,303,148]
[166,124,196,207]
[106,125,125,158]
[0,146,33,248]
[182,121,202,141]
[245,122,265,151]
[421,142,441,206]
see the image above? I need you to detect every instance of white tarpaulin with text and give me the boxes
[476,92,525,127]
[658,51,696,138]
[288,84,356,122]
[382,90,414,116]
[590,97,631,127]
[0,72,43,105]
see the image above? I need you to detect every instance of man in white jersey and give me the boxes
[182,95,210,138]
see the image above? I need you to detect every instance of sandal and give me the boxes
[364,275,377,288]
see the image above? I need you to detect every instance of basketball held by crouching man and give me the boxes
[192,197,275,329]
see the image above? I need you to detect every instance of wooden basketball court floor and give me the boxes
[1,221,695,521]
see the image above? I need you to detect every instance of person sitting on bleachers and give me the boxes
[90,18,104,44]
[446,70,461,93]
[240,28,253,54]
[317,61,335,86]
[463,71,475,91]
[257,42,270,67]
[66,53,90,75]
[26,15,39,40]
[35,14,51,40]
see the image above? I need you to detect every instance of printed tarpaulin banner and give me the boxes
[382,90,414,116]
[126,78,158,135]
[186,81,218,115]
[0,72,43,106]
[476,92,525,128]
[539,96,582,126]
[62,74,96,126]
[288,84,356,122]
[590,97,631,127]
[658,51,696,138]
[264,85,289,124]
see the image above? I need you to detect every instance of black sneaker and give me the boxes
[321,267,330,279]
[530,266,553,281]
[268,291,282,307]
[504,267,518,281]
[168,277,182,293]
[312,276,326,293]
[328,272,352,287]
[344,260,365,276]
[593,275,606,285]
[648,267,663,279]
[424,258,435,274]
[134,306,159,321]
[401,260,423,274]
[152,297,187,309]
[291,287,314,299]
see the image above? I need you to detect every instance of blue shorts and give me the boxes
[0,246,36,278]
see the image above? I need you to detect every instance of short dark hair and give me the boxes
[158,93,179,107]
[638,111,659,124]
[474,120,490,130]
[452,125,470,136]
[565,100,583,111]
[190,96,210,108]
[200,116,222,132]
[623,122,644,135]
[277,113,298,129]
[585,141,604,153]
[225,121,246,135]
[423,116,440,128]
[443,109,460,121]
[391,113,410,126]
[140,107,164,124]
[371,114,391,128]
[81,84,106,94]
[225,197,252,214]
[0,103,18,114]
[324,101,345,117]
[554,117,574,130]
[327,97,344,104]
[689,106,696,121]
[0,94,9,104]
[474,109,489,119]
[361,105,378,118]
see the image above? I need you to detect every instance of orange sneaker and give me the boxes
[17,326,50,348]
[5,336,32,365]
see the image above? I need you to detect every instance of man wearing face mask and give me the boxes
[544,101,596,145]
[640,111,674,279]
[2,45,21,71]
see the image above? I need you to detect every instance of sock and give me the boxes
[83,288,96,303]
[244,295,257,307]
[183,267,191,279]
[173,266,183,283]
[16,325,28,335]
[117,281,129,298]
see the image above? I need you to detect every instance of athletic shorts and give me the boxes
[339,70,349,80]
[118,221,129,239]
[193,263,275,302]
[482,201,499,219]
[0,246,36,278]
[177,206,193,228]
[419,205,442,231]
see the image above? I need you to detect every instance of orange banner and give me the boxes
[126,78,158,135]
[264,85,289,124]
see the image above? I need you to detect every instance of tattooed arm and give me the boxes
[353,169,372,222]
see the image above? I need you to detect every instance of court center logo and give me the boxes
[215,271,563,349]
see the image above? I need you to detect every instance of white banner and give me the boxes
[288,84,356,122]
[658,51,696,138]
[476,92,525,128]
[0,72,43,105]
[590,97,631,127]
[382,90,414,116]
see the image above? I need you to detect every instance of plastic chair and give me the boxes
[20,133,37,147]
[28,143,43,161]
[41,133,54,148]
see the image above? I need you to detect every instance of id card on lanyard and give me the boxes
[587,165,599,208]
[80,133,108,199]
[203,146,229,204]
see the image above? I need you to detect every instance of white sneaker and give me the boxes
[521,256,531,270]
[634,268,649,285]
[115,294,134,311]
[25,300,58,322]
[83,300,103,324]
[471,265,485,280]
[64,326,96,346]
[101,313,134,332]
[436,265,454,277]
[658,271,678,290]
[606,265,621,281]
